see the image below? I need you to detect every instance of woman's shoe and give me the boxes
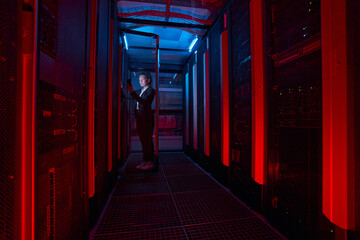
[136,161,146,169]
[140,161,154,170]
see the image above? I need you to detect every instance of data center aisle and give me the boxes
[90,153,286,239]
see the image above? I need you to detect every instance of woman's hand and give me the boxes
[126,84,134,93]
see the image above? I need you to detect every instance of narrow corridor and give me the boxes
[4,0,360,239]
[90,153,285,239]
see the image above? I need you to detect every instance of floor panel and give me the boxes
[91,152,285,240]
[95,195,181,234]
[113,176,169,196]
[93,227,187,240]
[166,175,222,193]
[173,189,255,225]
[185,218,284,240]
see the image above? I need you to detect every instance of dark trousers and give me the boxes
[135,111,154,162]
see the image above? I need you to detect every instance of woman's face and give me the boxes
[139,74,150,87]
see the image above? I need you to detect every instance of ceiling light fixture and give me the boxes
[189,36,198,52]
[123,33,128,50]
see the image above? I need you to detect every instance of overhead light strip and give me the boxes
[189,36,198,52]
[123,33,128,50]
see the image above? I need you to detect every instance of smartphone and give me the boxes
[127,78,132,86]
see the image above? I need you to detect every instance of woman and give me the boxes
[126,72,155,170]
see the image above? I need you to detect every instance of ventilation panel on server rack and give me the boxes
[267,0,324,238]
[228,0,258,209]
[36,0,89,238]
[0,1,17,239]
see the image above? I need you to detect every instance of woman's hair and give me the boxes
[139,72,152,85]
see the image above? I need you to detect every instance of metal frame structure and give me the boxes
[20,0,39,239]
[118,17,210,30]
[121,28,160,158]
[129,46,188,52]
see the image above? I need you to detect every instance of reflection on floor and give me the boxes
[90,152,286,239]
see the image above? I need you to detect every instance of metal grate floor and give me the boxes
[91,152,286,240]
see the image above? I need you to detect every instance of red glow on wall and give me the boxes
[193,63,198,150]
[118,47,122,160]
[118,11,212,25]
[155,37,160,156]
[21,4,38,239]
[108,19,114,172]
[22,53,36,240]
[220,30,229,167]
[224,13,227,28]
[250,0,266,185]
[321,0,355,229]
[88,0,97,198]
[204,51,210,156]
[186,72,189,145]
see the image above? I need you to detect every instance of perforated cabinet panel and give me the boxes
[227,0,262,210]
[273,0,320,53]
[196,44,205,155]
[112,2,120,169]
[209,21,221,159]
[0,1,17,239]
[93,0,111,215]
[229,0,252,175]
[269,0,322,238]
[37,0,87,238]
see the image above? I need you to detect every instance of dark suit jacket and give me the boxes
[130,87,155,121]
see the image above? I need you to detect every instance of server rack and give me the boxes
[35,0,90,238]
[0,1,18,239]
[266,0,330,238]
[228,0,262,211]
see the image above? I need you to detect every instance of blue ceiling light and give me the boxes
[188,36,198,52]
[123,33,128,50]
